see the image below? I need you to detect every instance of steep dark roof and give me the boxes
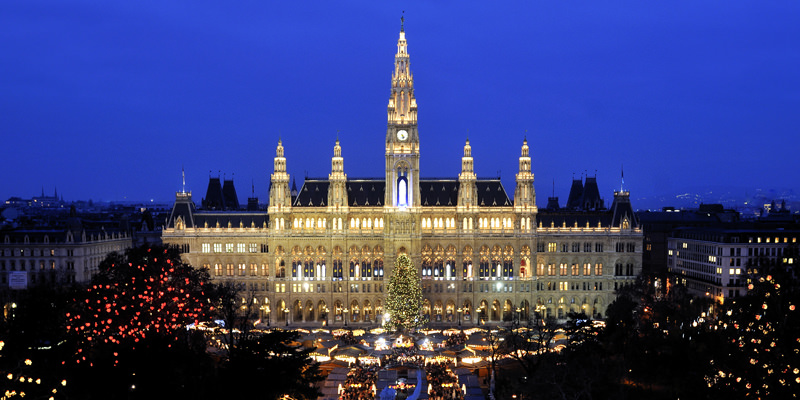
[347,180,384,207]
[167,194,196,228]
[476,180,512,207]
[293,180,331,207]
[222,179,240,210]
[420,180,458,207]
[565,179,583,209]
[203,178,225,210]
[581,177,604,210]
[609,192,638,228]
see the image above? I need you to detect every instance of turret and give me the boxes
[457,139,478,210]
[514,138,536,231]
[514,138,536,212]
[269,140,292,214]
[328,139,349,212]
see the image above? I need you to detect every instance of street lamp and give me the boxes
[284,308,289,327]
[263,305,271,327]
[457,307,462,327]
[475,307,481,325]
[343,308,349,327]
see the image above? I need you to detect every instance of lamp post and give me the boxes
[515,307,522,323]
[475,307,481,325]
[457,307,462,327]
[262,305,270,327]
[284,308,289,327]
[343,308,349,327]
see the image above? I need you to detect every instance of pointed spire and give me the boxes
[388,16,416,125]
[400,11,405,32]
[181,165,186,194]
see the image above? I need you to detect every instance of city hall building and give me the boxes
[162,23,642,327]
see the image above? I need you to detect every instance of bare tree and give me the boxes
[213,281,259,360]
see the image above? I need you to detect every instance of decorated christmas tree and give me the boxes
[384,254,426,332]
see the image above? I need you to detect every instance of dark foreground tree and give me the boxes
[385,254,426,332]
[215,329,324,400]
[708,250,800,398]
[0,285,76,399]
[65,245,216,399]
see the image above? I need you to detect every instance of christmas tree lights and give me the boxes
[384,254,426,332]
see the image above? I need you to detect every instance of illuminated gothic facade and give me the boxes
[162,24,642,326]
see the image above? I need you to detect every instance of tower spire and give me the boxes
[387,19,416,125]
[400,11,404,32]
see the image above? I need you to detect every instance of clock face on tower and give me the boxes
[397,129,408,141]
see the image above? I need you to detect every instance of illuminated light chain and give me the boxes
[65,248,212,369]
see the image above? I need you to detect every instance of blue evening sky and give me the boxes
[2,1,798,207]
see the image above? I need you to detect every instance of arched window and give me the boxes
[362,258,372,280]
[374,259,384,280]
[397,172,408,207]
[332,259,343,280]
[503,258,514,279]
[422,258,432,279]
[479,258,490,279]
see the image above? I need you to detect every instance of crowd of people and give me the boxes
[444,332,467,347]
[425,361,464,400]
[383,346,425,367]
[338,336,467,400]
[341,364,378,400]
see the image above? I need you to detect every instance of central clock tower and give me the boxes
[386,17,420,209]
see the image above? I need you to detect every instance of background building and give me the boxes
[668,224,799,303]
[0,208,132,289]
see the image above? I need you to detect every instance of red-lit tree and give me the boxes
[65,245,214,398]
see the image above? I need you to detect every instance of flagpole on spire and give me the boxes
[620,163,624,192]
[181,165,186,194]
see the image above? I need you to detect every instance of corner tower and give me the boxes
[385,17,420,209]
[269,140,291,214]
